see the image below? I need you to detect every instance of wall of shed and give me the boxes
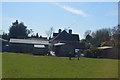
[102,46,119,59]
[54,44,76,57]
[9,43,34,53]
[53,42,85,57]
[32,45,48,55]
[9,43,48,55]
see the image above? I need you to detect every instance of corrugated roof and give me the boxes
[0,38,8,42]
[10,38,49,45]
[98,46,113,49]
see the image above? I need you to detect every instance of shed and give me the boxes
[97,46,118,59]
[9,38,49,55]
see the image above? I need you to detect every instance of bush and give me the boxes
[84,48,103,58]
[101,41,115,47]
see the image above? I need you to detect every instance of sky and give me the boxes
[1,2,118,39]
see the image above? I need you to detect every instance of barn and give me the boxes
[50,29,85,57]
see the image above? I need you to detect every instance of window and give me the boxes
[75,49,80,53]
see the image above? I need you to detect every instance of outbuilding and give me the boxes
[9,38,49,55]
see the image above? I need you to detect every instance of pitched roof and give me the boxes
[53,33,59,37]
[50,30,79,42]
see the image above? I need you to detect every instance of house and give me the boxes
[9,38,49,55]
[49,29,85,57]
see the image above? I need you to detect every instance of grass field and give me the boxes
[2,52,119,78]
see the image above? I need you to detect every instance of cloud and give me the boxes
[55,3,89,17]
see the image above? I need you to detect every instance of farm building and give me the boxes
[9,38,49,55]
[0,38,10,52]
[50,29,85,57]
[98,46,119,59]
[8,29,85,57]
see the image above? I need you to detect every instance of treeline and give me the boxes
[1,20,44,40]
[1,20,120,48]
[81,25,120,48]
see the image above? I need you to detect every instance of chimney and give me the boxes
[58,29,62,33]
[16,20,18,24]
[69,29,72,34]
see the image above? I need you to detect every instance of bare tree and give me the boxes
[112,25,120,46]
[91,28,111,47]
[84,30,91,38]
[46,27,54,39]
[27,29,34,37]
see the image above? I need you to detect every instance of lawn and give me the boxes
[2,52,119,78]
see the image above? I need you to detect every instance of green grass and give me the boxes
[2,52,119,78]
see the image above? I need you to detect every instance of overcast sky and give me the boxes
[1,2,118,39]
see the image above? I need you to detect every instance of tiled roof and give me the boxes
[51,30,80,42]
[53,33,59,37]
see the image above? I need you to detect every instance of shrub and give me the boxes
[84,48,103,58]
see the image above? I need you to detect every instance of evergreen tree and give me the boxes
[9,20,29,39]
